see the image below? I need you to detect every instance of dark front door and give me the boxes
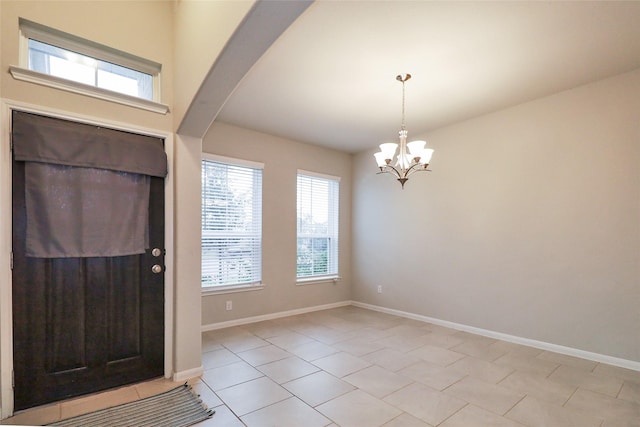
[11,128,165,411]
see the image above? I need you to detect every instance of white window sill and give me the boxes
[296,276,341,286]
[201,283,264,296]
[9,66,170,114]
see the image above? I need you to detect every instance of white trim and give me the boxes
[296,173,340,279]
[201,157,263,290]
[202,152,264,170]
[172,366,204,383]
[201,301,351,332]
[351,301,640,372]
[9,66,169,115]
[162,133,176,384]
[202,284,265,296]
[297,169,341,182]
[0,99,176,418]
[296,275,341,285]
[19,18,162,76]
[1,99,171,138]
[0,104,15,420]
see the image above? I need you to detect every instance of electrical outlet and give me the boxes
[377,286,382,294]
[225,300,232,311]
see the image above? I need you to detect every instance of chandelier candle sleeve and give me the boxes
[373,73,434,188]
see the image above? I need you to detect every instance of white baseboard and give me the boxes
[351,301,640,372]
[201,300,351,332]
[172,366,203,383]
[199,299,639,372]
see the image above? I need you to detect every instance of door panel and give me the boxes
[12,126,165,411]
[45,258,87,374]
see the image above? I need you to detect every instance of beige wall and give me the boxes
[171,1,254,372]
[172,0,255,127]
[201,122,352,325]
[171,133,203,374]
[0,0,335,417]
[1,0,174,131]
[171,0,257,373]
[0,2,290,415]
[0,1,182,415]
[352,69,640,362]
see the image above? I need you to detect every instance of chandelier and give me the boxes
[373,74,434,188]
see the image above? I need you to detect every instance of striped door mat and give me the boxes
[50,384,214,427]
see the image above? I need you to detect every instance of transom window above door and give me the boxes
[10,18,168,114]
[28,39,154,100]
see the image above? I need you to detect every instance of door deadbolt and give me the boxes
[151,264,163,274]
[151,248,162,257]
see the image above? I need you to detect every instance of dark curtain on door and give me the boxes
[12,111,168,258]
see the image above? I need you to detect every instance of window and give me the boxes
[297,171,339,281]
[12,19,167,113]
[27,39,154,100]
[202,156,263,290]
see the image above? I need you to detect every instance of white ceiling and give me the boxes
[216,1,640,153]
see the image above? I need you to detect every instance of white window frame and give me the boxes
[10,18,169,114]
[201,153,264,295]
[296,170,340,285]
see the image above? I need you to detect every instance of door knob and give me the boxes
[152,248,162,257]
[151,264,163,274]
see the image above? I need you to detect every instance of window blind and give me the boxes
[202,159,262,288]
[297,172,339,279]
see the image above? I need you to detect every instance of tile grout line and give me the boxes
[435,402,469,426]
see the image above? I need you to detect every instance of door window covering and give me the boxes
[12,111,167,258]
[13,111,167,177]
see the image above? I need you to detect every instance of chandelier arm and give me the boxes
[378,165,402,179]
[404,162,429,178]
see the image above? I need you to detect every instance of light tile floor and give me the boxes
[3,306,640,426]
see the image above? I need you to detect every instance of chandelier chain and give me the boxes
[401,79,406,130]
